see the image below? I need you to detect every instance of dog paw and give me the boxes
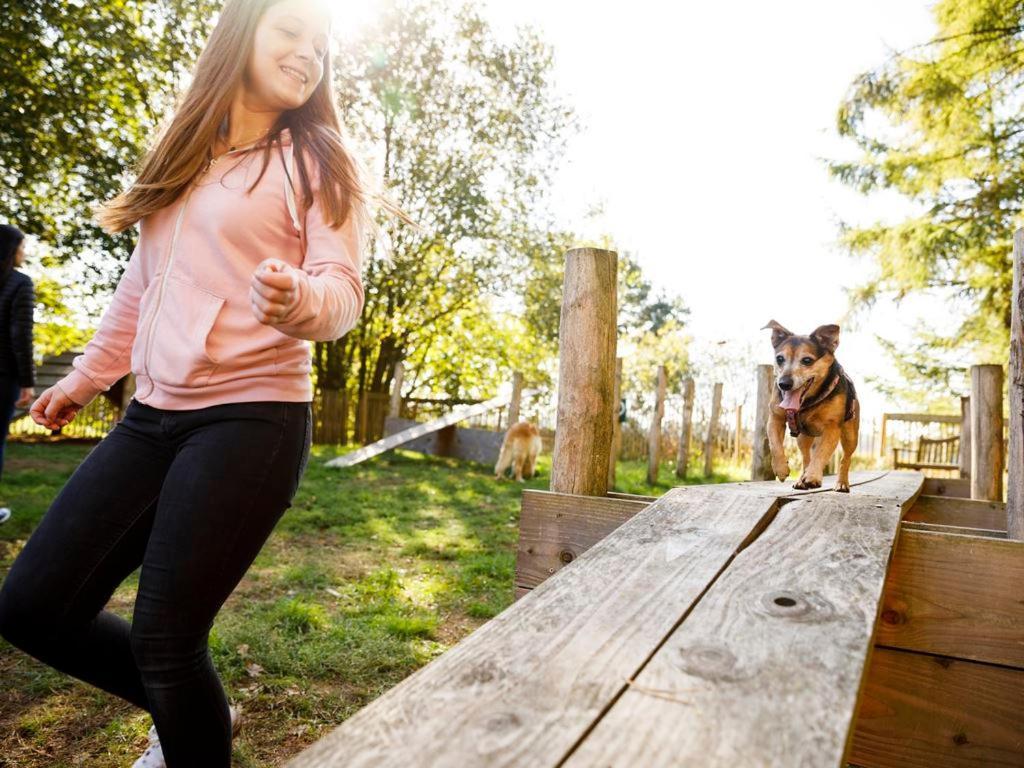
[834,481,850,493]
[772,460,790,482]
[793,475,822,490]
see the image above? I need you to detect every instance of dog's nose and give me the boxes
[778,376,794,391]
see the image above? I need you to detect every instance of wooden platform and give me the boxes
[280,470,1024,768]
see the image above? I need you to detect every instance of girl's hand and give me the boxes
[30,384,83,430]
[250,259,300,326]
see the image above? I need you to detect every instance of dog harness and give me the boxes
[784,363,857,437]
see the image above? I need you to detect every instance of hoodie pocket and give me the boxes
[147,275,226,388]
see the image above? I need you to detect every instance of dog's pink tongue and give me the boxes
[779,388,803,410]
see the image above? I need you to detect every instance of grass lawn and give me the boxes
[0,439,747,767]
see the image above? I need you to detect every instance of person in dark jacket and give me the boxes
[0,224,36,523]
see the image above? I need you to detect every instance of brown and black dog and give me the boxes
[762,320,859,492]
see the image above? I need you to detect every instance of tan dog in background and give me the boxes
[762,320,859,492]
[494,421,542,482]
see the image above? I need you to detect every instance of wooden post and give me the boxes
[388,361,405,419]
[507,371,524,428]
[608,358,623,489]
[340,389,350,445]
[703,382,723,478]
[647,365,667,485]
[356,390,369,444]
[551,248,618,496]
[879,413,888,459]
[970,364,1004,502]
[751,364,774,480]
[732,404,742,462]
[676,378,695,478]
[958,396,971,480]
[1008,228,1024,539]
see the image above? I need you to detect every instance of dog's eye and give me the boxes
[801,357,814,366]
[775,355,784,365]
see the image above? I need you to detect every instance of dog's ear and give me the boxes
[811,324,841,353]
[761,319,793,349]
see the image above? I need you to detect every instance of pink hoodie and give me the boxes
[57,129,364,410]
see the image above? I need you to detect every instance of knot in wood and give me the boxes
[484,711,521,733]
[675,644,746,683]
[759,590,836,622]
[881,608,904,626]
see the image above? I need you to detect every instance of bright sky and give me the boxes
[474,0,942,419]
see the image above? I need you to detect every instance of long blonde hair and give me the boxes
[96,0,411,248]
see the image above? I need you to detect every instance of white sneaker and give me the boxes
[131,726,164,768]
[0,507,10,524]
[131,705,242,768]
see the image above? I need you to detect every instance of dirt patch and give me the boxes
[433,610,486,646]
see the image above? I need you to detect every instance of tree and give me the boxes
[830,0,1022,402]
[1,0,217,355]
[323,0,578,434]
[1,0,217,285]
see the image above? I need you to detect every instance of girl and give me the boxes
[0,0,400,764]
[0,224,37,524]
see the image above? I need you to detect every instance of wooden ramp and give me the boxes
[286,471,927,767]
[324,388,538,469]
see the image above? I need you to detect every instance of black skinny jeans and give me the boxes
[0,397,311,767]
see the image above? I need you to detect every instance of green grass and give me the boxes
[0,439,743,766]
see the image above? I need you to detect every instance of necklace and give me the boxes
[224,126,271,151]
[203,126,272,174]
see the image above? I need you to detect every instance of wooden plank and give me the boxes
[517,473,921,593]
[734,469,888,494]
[286,487,782,768]
[382,417,505,465]
[958,395,971,479]
[675,377,695,479]
[849,648,1024,768]
[900,521,1006,539]
[876,529,1024,668]
[703,382,723,477]
[604,491,657,503]
[970,364,1004,502]
[325,389,537,468]
[893,461,960,472]
[883,413,962,424]
[647,364,666,484]
[608,357,623,487]
[563,493,906,768]
[741,470,922,505]
[817,471,922,504]
[1010,228,1023,538]
[903,495,1007,532]
[750,364,775,480]
[515,489,649,590]
[921,477,972,498]
[35,363,75,374]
